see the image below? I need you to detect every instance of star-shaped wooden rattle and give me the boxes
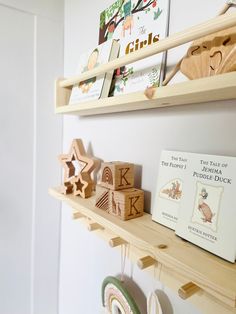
[58,139,96,198]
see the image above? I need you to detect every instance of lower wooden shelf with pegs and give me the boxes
[49,187,236,314]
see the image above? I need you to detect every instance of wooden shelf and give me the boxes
[55,12,236,116]
[55,72,236,116]
[49,187,236,310]
[59,13,236,88]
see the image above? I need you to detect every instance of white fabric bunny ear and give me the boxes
[147,292,163,314]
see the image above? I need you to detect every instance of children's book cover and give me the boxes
[175,152,236,262]
[69,40,119,105]
[99,0,170,96]
[152,150,189,230]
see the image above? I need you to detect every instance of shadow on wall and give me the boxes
[87,141,103,185]
[134,164,152,214]
[116,274,147,314]
[155,289,174,314]
[113,275,174,314]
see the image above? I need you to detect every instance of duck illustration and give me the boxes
[198,188,215,223]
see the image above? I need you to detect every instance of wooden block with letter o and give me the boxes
[95,184,110,211]
[109,188,144,220]
[100,161,134,191]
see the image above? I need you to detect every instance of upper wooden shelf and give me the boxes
[49,187,236,310]
[55,12,236,116]
[56,72,236,115]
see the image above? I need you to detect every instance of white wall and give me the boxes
[61,1,236,313]
[0,1,64,314]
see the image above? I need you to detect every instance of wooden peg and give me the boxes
[87,222,104,231]
[144,86,156,99]
[137,256,157,269]
[109,237,127,248]
[178,282,201,300]
[73,211,85,219]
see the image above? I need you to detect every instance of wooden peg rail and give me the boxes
[49,187,236,311]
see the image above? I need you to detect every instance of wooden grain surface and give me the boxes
[49,186,236,309]
[56,72,236,115]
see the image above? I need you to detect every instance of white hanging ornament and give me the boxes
[147,292,163,314]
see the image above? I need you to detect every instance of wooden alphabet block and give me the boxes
[95,185,110,211]
[109,188,144,220]
[100,162,134,191]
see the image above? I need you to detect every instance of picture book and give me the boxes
[152,150,189,230]
[99,0,170,96]
[175,152,236,263]
[69,39,119,105]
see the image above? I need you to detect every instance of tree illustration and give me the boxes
[99,0,157,44]
[148,67,160,87]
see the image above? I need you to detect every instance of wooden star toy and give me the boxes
[58,139,97,198]
[60,181,74,194]
[71,172,93,198]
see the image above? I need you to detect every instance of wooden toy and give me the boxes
[109,188,144,220]
[102,276,141,314]
[59,154,75,183]
[58,139,97,197]
[60,181,73,194]
[71,172,93,198]
[180,25,236,79]
[95,185,110,211]
[100,162,134,191]
[162,2,236,85]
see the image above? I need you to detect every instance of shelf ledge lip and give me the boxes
[55,72,236,116]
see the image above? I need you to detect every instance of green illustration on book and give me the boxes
[99,0,170,96]
[148,67,161,87]
[115,66,134,93]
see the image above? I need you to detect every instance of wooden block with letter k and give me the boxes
[100,161,134,191]
[109,188,144,220]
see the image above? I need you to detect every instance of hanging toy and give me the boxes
[102,276,141,314]
[147,292,163,314]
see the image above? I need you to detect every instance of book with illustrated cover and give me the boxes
[152,150,189,230]
[175,152,236,262]
[99,0,170,96]
[69,40,119,105]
